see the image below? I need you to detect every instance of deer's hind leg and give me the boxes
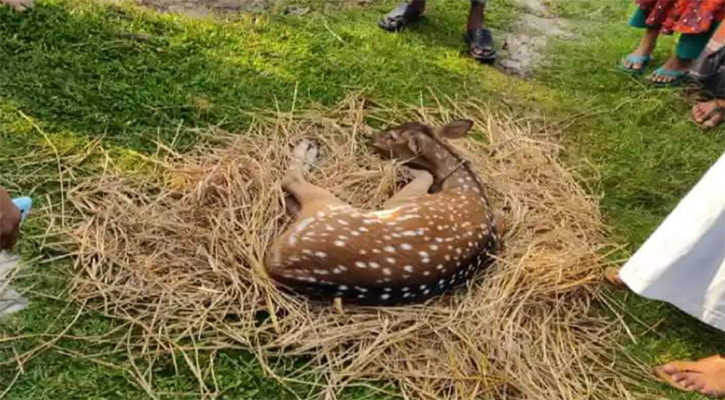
[283,140,350,218]
[383,169,434,209]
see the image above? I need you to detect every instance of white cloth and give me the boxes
[620,152,725,331]
[0,252,27,318]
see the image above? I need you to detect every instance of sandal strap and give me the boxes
[467,28,493,45]
[654,67,687,77]
[382,2,421,22]
[625,54,651,63]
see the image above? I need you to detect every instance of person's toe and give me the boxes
[661,363,681,374]
[672,372,688,383]
[704,113,724,128]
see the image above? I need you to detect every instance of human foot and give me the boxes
[466,28,497,63]
[0,0,34,11]
[604,267,626,288]
[656,355,725,398]
[650,56,691,85]
[692,100,725,129]
[378,1,425,32]
[621,28,658,73]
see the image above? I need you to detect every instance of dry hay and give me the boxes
[54,96,631,399]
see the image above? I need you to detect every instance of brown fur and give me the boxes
[266,120,502,305]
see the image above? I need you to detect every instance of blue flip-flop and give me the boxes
[619,54,651,75]
[650,67,688,87]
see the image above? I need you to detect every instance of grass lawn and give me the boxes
[0,0,724,398]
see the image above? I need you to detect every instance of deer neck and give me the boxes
[423,145,483,195]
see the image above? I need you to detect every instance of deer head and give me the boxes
[371,120,474,173]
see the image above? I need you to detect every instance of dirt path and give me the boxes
[500,0,574,76]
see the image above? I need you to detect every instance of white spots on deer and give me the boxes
[271,155,499,305]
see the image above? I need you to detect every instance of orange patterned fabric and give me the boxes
[637,0,725,34]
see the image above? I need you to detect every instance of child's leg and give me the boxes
[623,8,660,70]
[466,0,496,62]
[467,0,486,31]
[652,23,721,84]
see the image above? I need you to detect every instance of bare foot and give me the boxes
[604,267,626,288]
[657,355,725,397]
[0,0,34,11]
[650,56,691,84]
[692,100,725,129]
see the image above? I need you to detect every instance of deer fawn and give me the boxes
[266,120,503,306]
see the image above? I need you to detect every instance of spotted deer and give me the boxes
[266,120,503,306]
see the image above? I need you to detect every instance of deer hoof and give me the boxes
[333,297,344,314]
[292,139,319,169]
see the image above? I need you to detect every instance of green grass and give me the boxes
[0,0,724,398]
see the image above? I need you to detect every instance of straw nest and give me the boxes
[56,96,628,399]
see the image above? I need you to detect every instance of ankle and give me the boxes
[665,56,692,69]
[410,0,425,12]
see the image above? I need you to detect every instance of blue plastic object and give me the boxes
[11,197,32,223]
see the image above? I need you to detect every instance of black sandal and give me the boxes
[465,28,497,64]
[378,2,424,32]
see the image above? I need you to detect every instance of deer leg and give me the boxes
[383,169,434,209]
[283,140,349,217]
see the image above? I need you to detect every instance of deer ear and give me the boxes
[434,120,473,139]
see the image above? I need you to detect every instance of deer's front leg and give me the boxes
[283,140,349,218]
[383,169,434,209]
